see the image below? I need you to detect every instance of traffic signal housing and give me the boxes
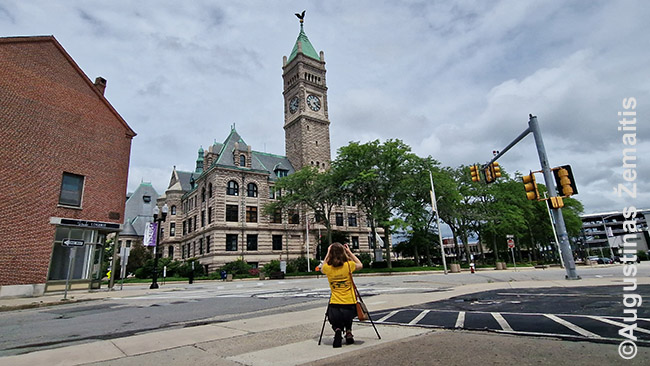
[484,162,501,184]
[522,172,539,200]
[552,165,578,197]
[470,165,481,182]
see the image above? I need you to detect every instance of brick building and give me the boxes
[156,21,380,271]
[0,36,135,297]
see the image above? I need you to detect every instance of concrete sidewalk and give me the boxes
[2,275,646,366]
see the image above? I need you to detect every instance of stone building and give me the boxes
[156,20,377,272]
[0,36,135,297]
[118,182,160,250]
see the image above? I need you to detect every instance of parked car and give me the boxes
[597,257,613,264]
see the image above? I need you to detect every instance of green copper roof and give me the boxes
[288,24,319,63]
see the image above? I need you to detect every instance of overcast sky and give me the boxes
[2,0,648,215]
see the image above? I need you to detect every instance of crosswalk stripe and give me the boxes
[408,310,430,325]
[455,311,465,328]
[585,315,650,335]
[377,310,400,323]
[544,314,602,339]
[491,312,513,332]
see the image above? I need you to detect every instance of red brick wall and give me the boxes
[0,37,134,286]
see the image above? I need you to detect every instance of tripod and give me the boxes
[318,292,382,345]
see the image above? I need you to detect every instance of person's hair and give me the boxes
[327,242,348,267]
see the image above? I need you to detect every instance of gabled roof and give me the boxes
[288,24,320,63]
[122,182,158,237]
[0,35,136,138]
[167,166,195,192]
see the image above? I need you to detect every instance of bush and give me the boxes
[371,261,388,269]
[393,259,416,267]
[249,268,260,277]
[220,259,252,276]
[638,250,648,261]
[262,260,281,275]
[178,258,204,278]
[358,253,372,268]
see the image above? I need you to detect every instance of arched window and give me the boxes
[247,183,258,197]
[227,180,239,196]
[171,205,176,215]
[240,154,246,167]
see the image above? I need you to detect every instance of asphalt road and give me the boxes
[0,264,643,357]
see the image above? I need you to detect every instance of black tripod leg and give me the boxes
[318,305,329,345]
[366,311,382,339]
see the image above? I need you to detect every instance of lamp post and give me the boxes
[150,203,168,289]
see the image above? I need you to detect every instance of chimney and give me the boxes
[94,77,107,95]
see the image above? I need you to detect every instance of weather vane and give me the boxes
[295,10,305,24]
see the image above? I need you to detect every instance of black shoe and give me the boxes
[345,332,354,344]
[333,329,342,348]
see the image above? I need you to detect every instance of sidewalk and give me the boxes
[2,274,647,366]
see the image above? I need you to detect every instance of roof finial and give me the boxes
[295,10,305,24]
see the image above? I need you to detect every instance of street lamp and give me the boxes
[150,203,168,289]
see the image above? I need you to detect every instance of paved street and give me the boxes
[1,264,648,365]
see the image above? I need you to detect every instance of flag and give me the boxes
[144,222,158,246]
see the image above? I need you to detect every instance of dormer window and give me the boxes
[240,154,246,167]
[276,169,288,178]
[142,195,151,203]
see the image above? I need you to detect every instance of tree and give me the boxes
[333,139,417,269]
[264,166,343,246]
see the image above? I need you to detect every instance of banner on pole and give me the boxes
[144,222,158,247]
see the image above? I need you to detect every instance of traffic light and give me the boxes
[522,172,539,200]
[549,196,564,209]
[491,162,501,179]
[552,165,578,197]
[483,166,494,183]
[470,165,481,182]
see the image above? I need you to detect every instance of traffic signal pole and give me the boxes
[528,115,579,280]
[485,115,580,280]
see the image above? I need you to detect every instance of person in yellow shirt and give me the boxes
[320,242,363,348]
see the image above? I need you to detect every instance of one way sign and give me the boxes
[62,239,85,247]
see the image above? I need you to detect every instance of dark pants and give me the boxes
[328,303,356,332]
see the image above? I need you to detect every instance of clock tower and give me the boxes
[282,16,331,171]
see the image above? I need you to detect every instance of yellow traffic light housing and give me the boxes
[491,162,501,179]
[549,196,564,209]
[470,165,481,182]
[552,165,578,197]
[483,166,494,183]
[522,172,539,200]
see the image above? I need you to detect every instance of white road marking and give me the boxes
[455,311,465,328]
[544,314,602,339]
[408,310,430,325]
[585,315,650,335]
[491,312,513,332]
[377,310,400,323]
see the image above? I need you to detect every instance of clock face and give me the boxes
[289,96,299,113]
[306,94,321,111]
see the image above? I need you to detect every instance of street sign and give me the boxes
[507,238,515,248]
[62,239,85,247]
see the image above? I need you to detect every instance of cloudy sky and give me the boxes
[2,0,648,214]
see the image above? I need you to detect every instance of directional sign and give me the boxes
[62,239,85,247]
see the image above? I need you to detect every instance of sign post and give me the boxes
[507,235,517,272]
[62,239,85,300]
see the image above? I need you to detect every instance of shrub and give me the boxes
[358,253,372,268]
[249,268,260,277]
[220,259,252,276]
[393,259,416,267]
[262,260,281,275]
[637,250,648,261]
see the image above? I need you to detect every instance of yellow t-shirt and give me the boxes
[322,261,357,304]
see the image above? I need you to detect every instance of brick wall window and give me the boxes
[58,172,84,207]
[352,236,359,249]
[269,186,275,199]
[208,183,213,198]
[208,207,212,223]
[335,213,344,226]
[240,154,246,167]
[199,238,203,255]
[348,214,357,227]
[187,217,192,233]
[182,244,186,259]
[227,180,239,196]
[201,210,205,226]
[194,215,197,231]
[206,236,211,253]
[246,206,258,223]
[183,221,187,235]
[226,234,238,251]
[272,235,283,250]
[171,205,176,215]
[168,246,174,258]
[170,222,175,236]
[247,234,258,251]
[201,187,206,202]
[247,183,258,197]
[226,204,238,222]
